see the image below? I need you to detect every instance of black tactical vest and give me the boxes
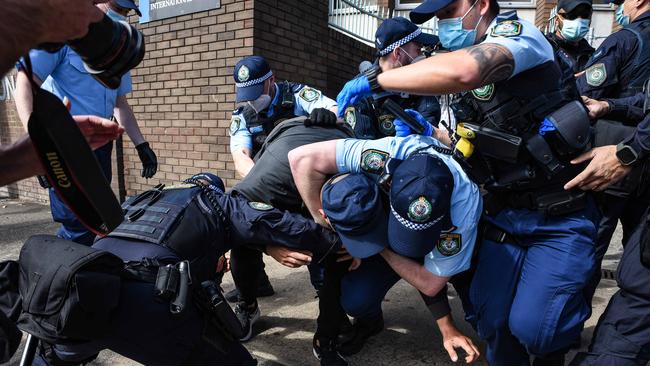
[546,34,594,100]
[245,81,302,154]
[105,182,225,282]
[619,17,650,97]
[234,118,353,212]
[455,59,585,192]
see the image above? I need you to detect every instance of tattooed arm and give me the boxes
[376,43,515,95]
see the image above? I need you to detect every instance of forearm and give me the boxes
[231,150,254,178]
[377,44,514,96]
[626,113,650,160]
[605,94,645,123]
[436,314,460,338]
[14,71,42,131]
[114,96,145,146]
[0,135,44,186]
[380,249,448,297]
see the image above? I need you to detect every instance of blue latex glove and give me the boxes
[336,76,372,117]
[393,109,434,137]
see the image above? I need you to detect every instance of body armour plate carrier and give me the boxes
[619,19,650,97]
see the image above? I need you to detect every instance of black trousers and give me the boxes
[570,215,650,365]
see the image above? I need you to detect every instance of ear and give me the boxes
[479,0,490,16]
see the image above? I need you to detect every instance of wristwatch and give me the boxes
[616,142,639,166]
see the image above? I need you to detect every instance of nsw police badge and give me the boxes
[299,87,320,102]
[585,63,607,87]
[360,149,388,174]
[490,20,522,37]
[229,117,241,136]
[344,107,357,129]
[237,66,250,82]
[471,84,495,101]
[437,233,462,256]
[408,196,432,223]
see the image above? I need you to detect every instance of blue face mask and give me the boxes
[560,18,591,41]
[107,8,127,22]
[615,5,630,26]
[438,0,483,51]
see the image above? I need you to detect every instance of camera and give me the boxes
[39,14,145,89]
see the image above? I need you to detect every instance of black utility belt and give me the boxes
[485,190,587,217]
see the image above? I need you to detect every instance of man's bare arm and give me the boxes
[377,43,515,96]
[380,248,449,297]
[114,95,145,146]
[0,135,44,186]
[288,140,339,225]
[14,71,43,131]
[231,148,255,178]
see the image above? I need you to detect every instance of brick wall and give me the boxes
[535,0,556,30]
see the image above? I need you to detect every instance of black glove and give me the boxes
[305,108,337,127]
[135,142,158,178]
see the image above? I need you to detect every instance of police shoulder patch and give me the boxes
[490,20,522,38]
[249,202,273,211]
[229,117,241,136]
[344,107,357,129]
[437,232,462,256]
[585,63,607,87]
[360,149,389,174]
[471,84,495,101]
[299,87,320,102]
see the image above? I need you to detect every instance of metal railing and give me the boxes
[328,0,438,47]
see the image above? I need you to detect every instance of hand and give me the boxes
[442,330,481,363]
[336,76,372,117]
[135,142,158,178]
[581,96,611,119]
[393,109,434,137]
[336,247,362,271]
[267,245,312,268]
[305,108,338,127]
[216,255,230,273]
[36,0,108,44]
[73,115,124,150]
[564,145,632,191]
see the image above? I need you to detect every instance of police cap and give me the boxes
[233,56,273,103]
[557,0,593,13]
[113,0,142,16]
[375,17,439,57]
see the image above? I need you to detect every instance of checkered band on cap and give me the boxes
[390,204,443,231]
[379,28,422,56]
[235,70,273,88]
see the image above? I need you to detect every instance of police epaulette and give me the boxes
[232,106,243,115]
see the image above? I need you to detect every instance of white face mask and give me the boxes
[247,94,272,113]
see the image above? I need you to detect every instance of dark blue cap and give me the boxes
[190,173,225,192]
[375,17,439,56]
[410,0,457,24]
[233,56,273,103]
[558,0,593,12]
[322,173,388,259]
[114,0,142,16]
[388,154,454,258]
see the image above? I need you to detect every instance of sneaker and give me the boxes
[235,301,261,342]
[337,315,384,356]
[313,335,348,366]
[225,277,275,303]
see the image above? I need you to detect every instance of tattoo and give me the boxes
[466,43,515,86]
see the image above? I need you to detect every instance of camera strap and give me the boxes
[23,55,124,236]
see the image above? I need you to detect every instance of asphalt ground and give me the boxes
[0,198,623,366]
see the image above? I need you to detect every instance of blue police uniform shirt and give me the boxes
[482,11,555,78]
[229,83,337,151]
[577,11,650,99]
[335,135,483,277]
[22,46,132,117]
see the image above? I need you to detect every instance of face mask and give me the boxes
[438,0,483,51]
[560,18,590,41]
[616,4,630,26]
[396,47,417,67]
[247,94,272,113]
[107,8,127,22]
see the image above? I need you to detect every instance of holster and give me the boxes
[17,235,123,344]
[459,123,522,163]
[196,280,244,353]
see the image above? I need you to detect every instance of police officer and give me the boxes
[226,55,339,325]
[344,17,442,139]
[13,0,158,246]
[228,115,352,344]
[545,0,595,99]
[576,0,650,307]
[289,134,483,364]
[568,114,650,365]
[32,172,341,366]
[334,0,600,363]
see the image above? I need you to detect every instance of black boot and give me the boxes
[313,335,348,366]
[337,314,384,356]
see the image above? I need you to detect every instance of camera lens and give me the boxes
[68,14,145,89]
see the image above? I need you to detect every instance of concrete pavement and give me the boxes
[0,198,623,365]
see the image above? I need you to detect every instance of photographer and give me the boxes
[14,0,157,247]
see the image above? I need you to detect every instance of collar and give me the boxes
[632,10,650,23]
